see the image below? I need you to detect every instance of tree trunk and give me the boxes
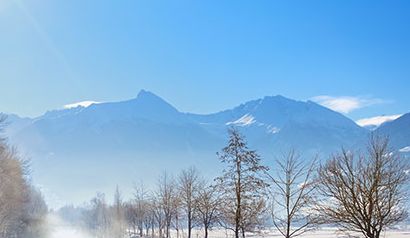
[151,225,154,238]
[176,214,180,238]
[188,210,192,238]
[235,225,239,238]
[235,157,241,238]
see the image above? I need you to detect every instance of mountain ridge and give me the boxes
[2,90,408,207]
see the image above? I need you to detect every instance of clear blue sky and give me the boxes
[1,0,409,121]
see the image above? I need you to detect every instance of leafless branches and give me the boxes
[0,115,47,238]
[215,128,269,238]
[267,150,319,238]
[316,136,409,238]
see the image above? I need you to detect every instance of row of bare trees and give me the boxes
[79,168,221,238]
[71,128,408,238]
[0,116,48,238]
[265,132,409,238]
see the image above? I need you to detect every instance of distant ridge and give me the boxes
[2,90,408,206]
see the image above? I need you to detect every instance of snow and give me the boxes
[44,220,410,238]
[46,214,92,238]
[187,228,410,238]
[63,101,100,109]
[399,146,410,153]
[226,114,256,126]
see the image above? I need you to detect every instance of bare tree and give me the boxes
[152,197,165,238]
[84,192,111,238]
[112,186,126,238]
[317,136,409,238]
[194,183,221,238]
[215,128,269,238]
[0,149,26,236]
[134,182,150,237]
[157,171,178,238]
[266,150,318,238]
[124,202,139,236]
[124,184,160,238]
[21,185,48,238]
[171,196,182,238]
[0,116,47,238]
[178,166,201,238]
[142,201,156,237]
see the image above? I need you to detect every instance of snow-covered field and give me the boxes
[46,214,93,238]
[45,214,410,238]
[201,229,410,238]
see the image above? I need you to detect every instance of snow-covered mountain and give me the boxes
[187,95,367,156]
[375,113,410,154]
[2,90,407,206]
[7,91,369,160]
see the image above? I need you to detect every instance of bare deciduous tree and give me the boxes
[194,183,220,238]
[142,201,156,237]
[152,197,166,238]
[112,186,126,238]
[157,171,178,238]
[21,185,48,238]
[178,166,201,238]
[84,192,111,238]
[0,116,47,238]
[133,182,150,237]
[215,128,269,238]
[124,202,139,236]
[266,150,318,238]
[317,136,409,238]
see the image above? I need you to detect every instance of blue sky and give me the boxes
[1,1,409,124]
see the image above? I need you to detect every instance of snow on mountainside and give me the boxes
[64,100,100,109]
[39,90,186,124]
[9,90,219,159]
[2,90,408,206]
[7,91,368,158]
[375,113,410,152]
[188,95,367,155]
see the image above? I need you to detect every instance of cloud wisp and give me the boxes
[399,146,410,153]
[310,95,386,114]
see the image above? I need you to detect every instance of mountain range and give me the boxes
[2,90,409,207]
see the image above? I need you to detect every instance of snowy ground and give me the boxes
[46,214,93,238]
[45,215,410,238]
[200,229,410,238]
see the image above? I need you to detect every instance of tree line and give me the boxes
[60,128,409,238]
[0,116,48,238]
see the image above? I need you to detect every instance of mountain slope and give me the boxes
[4,90,373,206]
[375,113,410,152]
[189,95,367,155]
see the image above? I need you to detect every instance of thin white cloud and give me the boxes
[356,114,402,128]
[64,101,100,109]
[311,95,386,114]
[399,146,410,153]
